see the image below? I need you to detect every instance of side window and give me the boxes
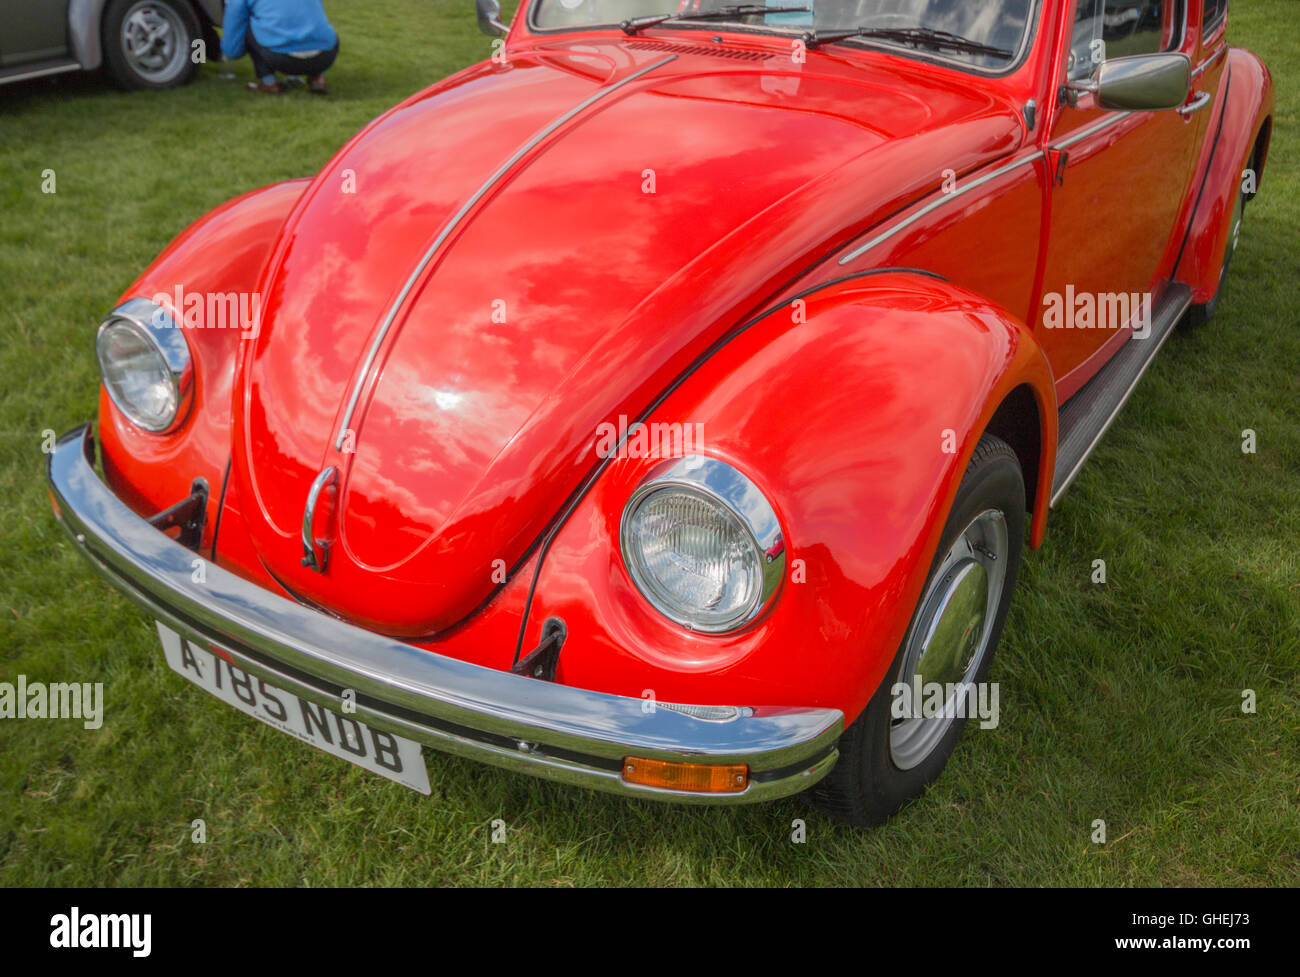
[1068,0,1185,81]
[1068,0,1104,81]
[1203,0,1227,36]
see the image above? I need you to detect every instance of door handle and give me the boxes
[1178,90,1212,116]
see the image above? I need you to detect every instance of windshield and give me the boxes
[530,0,1035,69]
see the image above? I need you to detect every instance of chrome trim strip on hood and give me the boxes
[332,54,679,450]
[838,150,1045,266]
[836,107,1135,267]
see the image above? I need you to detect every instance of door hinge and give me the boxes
[1046,146,1070,187]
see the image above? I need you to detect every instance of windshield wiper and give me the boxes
[621,4,811,36]
[801,25,1012,59]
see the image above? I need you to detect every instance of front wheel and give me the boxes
[808,434,1025,827]
[102,0,201,90]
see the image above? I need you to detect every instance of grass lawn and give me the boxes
[1,0,1297,887]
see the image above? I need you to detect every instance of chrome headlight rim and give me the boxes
[619,455,787,635]
[95,297,194,434]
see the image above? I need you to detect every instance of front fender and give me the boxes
[1176,47,1275,302]
[97,179,308,545]
[524,271,1056,723]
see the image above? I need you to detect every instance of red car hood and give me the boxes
[231,39,1022,636]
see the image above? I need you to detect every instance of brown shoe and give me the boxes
[246,79,283,94]
[308,74,329,95]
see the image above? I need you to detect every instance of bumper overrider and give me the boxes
[47,425,843,803]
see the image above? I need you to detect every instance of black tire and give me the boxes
[807,434,1026,827]
[102,0,201,91]
[1185,152,1253,328]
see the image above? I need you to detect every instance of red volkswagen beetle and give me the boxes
[48,0,1272,825]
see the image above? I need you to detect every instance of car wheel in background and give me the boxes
[808,434,1026,827]
[102,0,201,90]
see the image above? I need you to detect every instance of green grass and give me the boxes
[1,0,1297,886]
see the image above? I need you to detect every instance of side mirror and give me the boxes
[1065,52,1191,111]
[476,0,508,36]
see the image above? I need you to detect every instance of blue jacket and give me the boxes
[222,0,338,59]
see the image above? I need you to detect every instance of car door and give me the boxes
[1035,0,1202,400]
[1186,0,1229,171]
[0,1,70,68]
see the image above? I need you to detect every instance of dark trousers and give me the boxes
[246,30,338,78]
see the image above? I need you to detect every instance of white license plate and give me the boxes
[156,623,431,794]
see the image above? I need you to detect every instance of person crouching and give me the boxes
[221,0,339,95]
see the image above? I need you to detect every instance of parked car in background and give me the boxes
[0,0,222,90]
[48,0,1273,826]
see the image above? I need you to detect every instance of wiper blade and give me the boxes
[621,4,811,35]
[801,25,1011,59]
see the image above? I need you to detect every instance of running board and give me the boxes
[1050,283,1193,506]
[0,59,81,85]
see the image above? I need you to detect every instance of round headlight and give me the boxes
[95,298,192,433]
[620,456,785,633]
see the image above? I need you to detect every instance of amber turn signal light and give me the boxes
[621,756,748,793]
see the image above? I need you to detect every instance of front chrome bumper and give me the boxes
[47,425,842,803]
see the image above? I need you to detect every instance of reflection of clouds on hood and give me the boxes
[244,62,600,530]
[242,44,1015,607]
[328,66,874,573]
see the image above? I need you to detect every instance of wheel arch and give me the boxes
[1245,115,1272,200]
[984,381,1052,547]
[70,0,217,71]
[521,270,1058,723]
[68,0,110,69]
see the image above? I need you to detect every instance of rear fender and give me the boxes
[525,271,1056,723]
[68,0,105,70]
[1176,48,1275,302]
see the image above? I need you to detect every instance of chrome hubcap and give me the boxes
[889,509,1008,770]
[121,3,187,82]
